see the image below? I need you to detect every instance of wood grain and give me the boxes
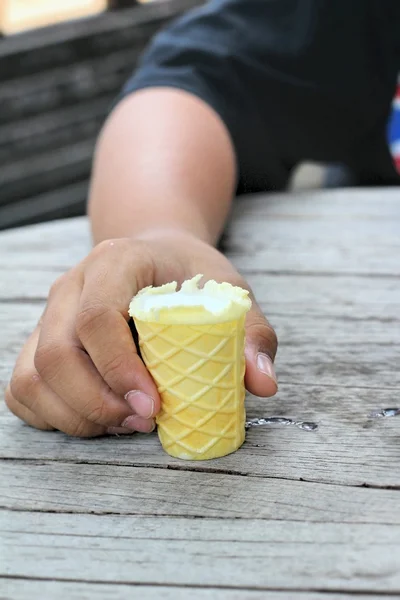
[0,139,94,205]
[2,510,400,593]
[0,217,91,268]
[0,48,139,125]
[1,461,400,523]
[0,96,112,162]
[224,189,400,275]
[0,182,88,231]
[0,0,203,79]
[1,580,387,600]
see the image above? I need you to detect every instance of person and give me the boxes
[5,0,400,437]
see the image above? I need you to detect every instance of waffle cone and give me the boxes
[129,276,251,460]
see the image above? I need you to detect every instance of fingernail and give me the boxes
[107,426,135,435]
[256,353,278,385]
[124,390,154,418]
[121,415,156,433]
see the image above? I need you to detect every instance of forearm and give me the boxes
[88,88,236,246]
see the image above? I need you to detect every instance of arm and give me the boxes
[89,88,236,246]
[6,4,283,437]
[88,85,278,395]
[6,86,277,438]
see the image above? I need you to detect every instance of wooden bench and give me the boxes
[0,0,203,230]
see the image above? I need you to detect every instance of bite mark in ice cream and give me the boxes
[129,274,251,324]
[135,291,229,315]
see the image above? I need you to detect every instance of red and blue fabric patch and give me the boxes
[388,77,400,173]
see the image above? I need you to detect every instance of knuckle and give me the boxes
[5,384,17,413]
[9,369,38,402]
[229,274,249,289]
[5,383,54,432]
[34,341,67,381]
[48,273,68,297]
[63,418,102,438]
[76,304,108,340]
[93,239,114,255]
[101,353,127,384]
[91,237,153,276]
[91,238,127,259]
[211,270,248,291]
[83,399,109,425]
[247,317,278,357]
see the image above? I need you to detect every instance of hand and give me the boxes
[5,230,278,437]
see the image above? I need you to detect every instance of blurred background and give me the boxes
[0,1,399,231]
[0,0,202,230]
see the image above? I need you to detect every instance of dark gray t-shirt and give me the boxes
[120,0,400,190]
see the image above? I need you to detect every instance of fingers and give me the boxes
[34,273,140,429]
[8,379,105,438]
[7,251,158,436]
[76,240,160,417]
[6,327,53,431]
[9,314,155,436]
[244,298,278,398]
[5,384,54,432]
[8,326,105,437]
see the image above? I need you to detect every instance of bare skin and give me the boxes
[5,88,278,437]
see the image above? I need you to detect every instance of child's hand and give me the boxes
[5,231,278,437]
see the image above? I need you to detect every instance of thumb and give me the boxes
[244,299,278,397]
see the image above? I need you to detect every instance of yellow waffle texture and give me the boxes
[135,317,247,460]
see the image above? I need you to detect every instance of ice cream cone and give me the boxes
[129,275,251,460]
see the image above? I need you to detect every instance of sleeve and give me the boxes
[119,0,399,187]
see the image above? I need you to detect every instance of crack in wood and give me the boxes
[1,457,399,491]
[1,505,399,526]
[0,575,398,596]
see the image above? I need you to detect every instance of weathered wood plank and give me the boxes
[231,187,400,219]
[2,300,398,389]
[1,461,399,523]
[0,217,91,268]
[225,189,400,275]
[0,0,203,80]
[1,580,381,600]
[2,511,400,592]
[0,182,88,231]
[0,48,139,125]
[1,187,399,273]
[0,96,112,162]
[0,140,94,206]
[1,379,399,488]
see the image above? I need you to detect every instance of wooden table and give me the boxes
[1,188,400,599]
